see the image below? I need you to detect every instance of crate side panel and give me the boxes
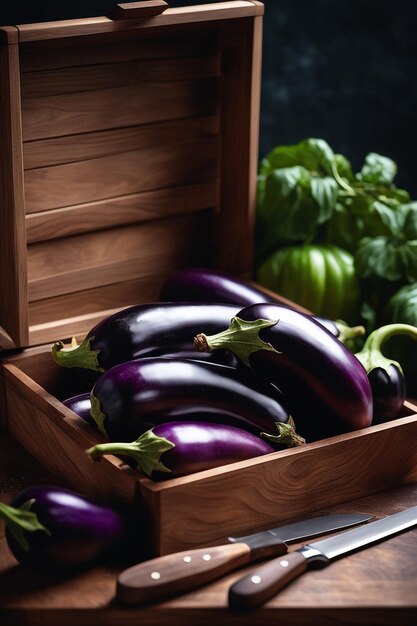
[27,211,214,303]
[3,363,139,504]
[0,40,28,347]
[151,416,417,555]
[24,130,218,213]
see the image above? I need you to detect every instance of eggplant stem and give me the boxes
[90,392,108,436]
[194,317,280,367]
[355,323,417,375]
[0,500,51,552]
[260,417,306,448]
[335,322,366,344]
[85,429,175,478]
[51,336,104,372]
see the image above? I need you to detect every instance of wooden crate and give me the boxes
[2,1,417,558]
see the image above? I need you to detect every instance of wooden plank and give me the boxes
[27,212,213,301]
[22,78,217,142]
[20,54,220,99]
[26,182,217,243]
[1,482,417,625]
[19,31,218,73]
[24,134,218,213]
[16,3,262,43]
[23,116,219,170]
[216,15,262,275]
[0,40,28,347]
[3,362,139,504]
[28,275,168,328]
[149,410,417,555]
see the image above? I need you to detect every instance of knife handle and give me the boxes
[117,542,254,604]
[228,550,308,609]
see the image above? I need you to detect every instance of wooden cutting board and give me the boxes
[1,431,417,626]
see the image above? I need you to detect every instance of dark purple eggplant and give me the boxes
[355,323,417,424]
[159,267,365,345]
[194,304,373,441]
[52,302,240,372]
[86,421,276,480]
[63,392,93,424]
[0,485,125,570]
[89,357,305,447]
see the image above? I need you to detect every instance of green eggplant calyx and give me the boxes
[0,499,51,552]
[51,336,104,372]
[260,417,306,448]
[355,323,417,376]
[194,317,281,367]
[85,429,175,478]
[90,392,108,437]
[334,320,366,344]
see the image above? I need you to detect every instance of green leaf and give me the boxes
[359,152,397,185]
[334,154,355,181]
[310,176,339,224]
[401,202,417,239]
[259,138,336,177]
[256,166,319,254]
[355,237,417,283]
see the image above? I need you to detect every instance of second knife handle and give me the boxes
[228,550,308,609]
[117,543,253,604]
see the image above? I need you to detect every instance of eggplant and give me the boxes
[89,357,305,447]
[52,302,240,372]
[194,304,373,441]
[63,392,93,424]
[86,421,276,480]
[0,485,125,570]
[355,323,417,424]
[159,267,365,345]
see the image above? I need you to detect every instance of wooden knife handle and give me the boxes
[228,551,308,609]
[117,543,253,605]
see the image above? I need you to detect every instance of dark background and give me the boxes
[2,0,417,195]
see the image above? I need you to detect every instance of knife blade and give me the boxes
[228,505,417,609]
[116,512,371,604]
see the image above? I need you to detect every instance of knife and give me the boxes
[228,504,417,609]
[116,512,372,604]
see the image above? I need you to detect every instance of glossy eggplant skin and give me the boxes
[123,422,275,480]
[160,267,305,309]
[197,304,373,441]
[4,486,125,570]
[62,393,93,424]
[90,357,291,442]
[159,268,364,343]
[368,365,405,424]
[52,302,239,371]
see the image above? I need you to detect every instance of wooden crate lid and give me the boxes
[0,1,264,350]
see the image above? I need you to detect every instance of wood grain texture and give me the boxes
[0,40,28,348]
[23,116,219,170]
[20,54,220,99]
[26,182,217,243]
[144,405,417,555]
[0,434,416,625]
[2,362,139,505]
[109,1,168,21]
[27,273,170,333]
[24,134,217,213]
[19,31,218,73]
[215,16,262,274]
[16,3,260,43]
[22,77,217,142]
[27,212,212,302]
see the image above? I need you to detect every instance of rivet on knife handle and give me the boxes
[117,543,255,604]
[228,551,308,609]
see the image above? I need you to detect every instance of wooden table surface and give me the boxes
[1,430,417,626]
